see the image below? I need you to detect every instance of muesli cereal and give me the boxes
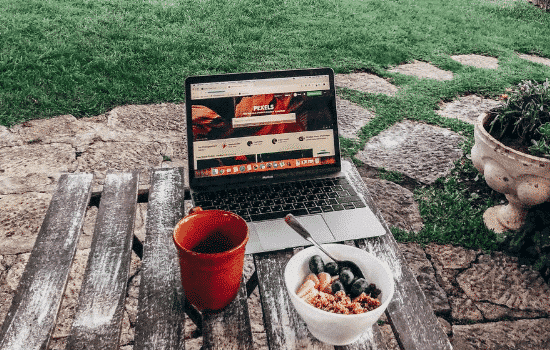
[295,255,382,315]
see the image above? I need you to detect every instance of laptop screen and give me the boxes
[186,68,341,187]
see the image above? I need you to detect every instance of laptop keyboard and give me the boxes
[192,176,366,222]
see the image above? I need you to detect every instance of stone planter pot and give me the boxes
[471,113,550,232]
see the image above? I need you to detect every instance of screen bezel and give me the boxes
[185,67,342,189]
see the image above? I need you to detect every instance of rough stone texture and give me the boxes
[426,244,479,297]
[379,324,400,350]
[432,262,463,298]
[74,206,97,251]
[120,253,141,348]
[398,243,451,315]
[450,296,484,323]
[452,318,550,350]
[0,192,52,255]
[0,125,22,148]
[518,53,550,67]
[133,203,147,243]
[0,253,30,326]
[0,143,77,194]
[389,60,454,81]
[425,244,479,270]
[9,115,98,149]
[436,95,502,124]
[438,317,452,335]
[356,120,465,184]
[451,54,499,69]
[457,252,550,314]
[48,249,90,348]
[76,141,166,189]
[335,72,399,96]
[106,103,186,133]
[336,96,376,140]
[1,104,187,194]
[474,300,544,321]
[361,178,423,233]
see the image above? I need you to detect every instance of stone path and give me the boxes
[2,53,550,349]
[389,60,454,81]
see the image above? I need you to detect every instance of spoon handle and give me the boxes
[285,214,337,262]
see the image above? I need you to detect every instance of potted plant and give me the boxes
[471,79,550,233]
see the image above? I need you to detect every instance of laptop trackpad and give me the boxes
[323,208,386,241]
[254,215,335,252]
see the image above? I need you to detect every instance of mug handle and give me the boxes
[188,206,203,215]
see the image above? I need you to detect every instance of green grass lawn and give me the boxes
[1,0,549,126]
[1,0,549,253]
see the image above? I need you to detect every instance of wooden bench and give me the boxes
[0,162,452,350]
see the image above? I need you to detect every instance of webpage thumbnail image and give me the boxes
[191,91,334,142]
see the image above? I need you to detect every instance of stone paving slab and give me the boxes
[356,120,465,184]
[436,95,502,124]
[0,125,22,148]
[452,318,550,350]
[335,96,376,140]
[518,53,550,67]
[398,243,451,314]
[0,143,77,194]
[401,242,550,348]
[0,253,30,327]
[457,253,550,314]
[76,141,169,189]
[451,54,499,70]
[335,72,399,96]
[0,192,52,255]
[106,103,186,133]
[360,177,424,233]
[389,60,454,81]
[9,115,99,150]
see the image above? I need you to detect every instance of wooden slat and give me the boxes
[343,160,453,350]
[335,329,387,350]
[134,168,186,350]
[337,242,388,350]
[65,171,139,349]
[202,275,254,350]
[0,173,93,350]
[254,249,333,350]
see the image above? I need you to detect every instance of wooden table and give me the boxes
[0,161,453,350]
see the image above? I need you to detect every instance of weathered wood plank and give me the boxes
[65,171,139,349]
[254,249,333,350]
[335,328,387,350]
[0,173,93,350]
[336,242,388,350]
[202,275,253,350]
[134,168,186,350]
[343,160,453,350]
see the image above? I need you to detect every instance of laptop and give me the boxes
[185,68,386,254]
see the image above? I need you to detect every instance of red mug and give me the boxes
[173,207,249,311]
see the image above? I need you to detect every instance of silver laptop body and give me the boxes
[185,68,385,254]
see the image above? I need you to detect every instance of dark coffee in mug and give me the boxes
[191,231,234,254]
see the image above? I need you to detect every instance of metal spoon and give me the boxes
[285,214,364,279]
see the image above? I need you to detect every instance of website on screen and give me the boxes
[189,75,337,178]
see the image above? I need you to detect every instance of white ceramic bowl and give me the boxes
[284,244,394,345]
